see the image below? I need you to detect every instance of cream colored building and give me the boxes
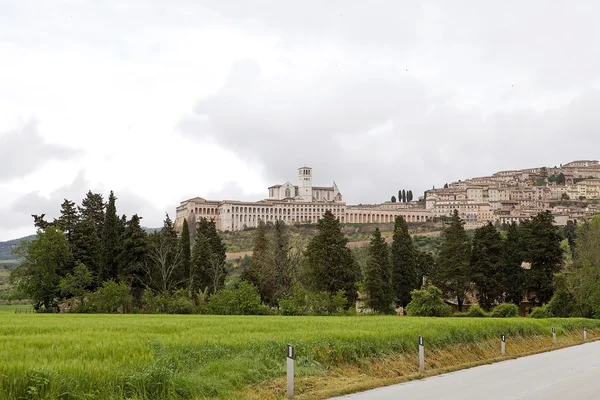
[174,167,432,232]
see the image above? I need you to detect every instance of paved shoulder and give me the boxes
[331,341,600,400]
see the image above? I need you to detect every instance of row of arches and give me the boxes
[345,213,429,223]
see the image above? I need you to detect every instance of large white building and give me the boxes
[174,167,431,232]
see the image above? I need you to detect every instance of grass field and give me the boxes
[1,313,598,400]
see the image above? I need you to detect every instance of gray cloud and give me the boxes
[180,54,600,204]
[0,171,166,235]
[0,120,79,182]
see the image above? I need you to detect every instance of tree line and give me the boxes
[391,189,413,203]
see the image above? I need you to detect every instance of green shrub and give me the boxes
[79,281,131,313]
[466,305,488,317]
[490,303,518,318]
[278,285,348,316]
[530,305,553,318]
[142,289,198,314]
[546,289,576,318]
[405,284,451,317]
[205,281,266,315]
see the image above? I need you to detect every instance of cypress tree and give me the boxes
[191,230,212,294]
[194,217,227,294]
[241,220,275,303]
[272,220,292,303]
[391,216,418,312]
[100,191,120,283]
[522,211,564,303]
[402,189,406,203]
[391,196,396,203]
[502,222,525,305]
[180,219,191,289]
[470,223,504,311]
[118,214,148,297]
[434,210,471,311]
[303,210,360,307]
[71,217,102,286]
[365,228,394,313]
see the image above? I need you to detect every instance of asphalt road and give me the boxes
[331,340,600,400]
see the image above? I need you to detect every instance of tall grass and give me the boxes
[0,314,598,399]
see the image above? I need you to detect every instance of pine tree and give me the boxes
[272,220,292,303]
[100,191,120,283]
[180,219,192,290]
[502,222,525,305]
[55,199,79,245]
[434,210,471,311]
[303,210,360,307]
[391,216,418,312]
[241,220,274,303]
[365,228,394,313]
[521,211,564,303]
[78,191,105,232]
[470,223,504,311]
[71,217,102,286]
[118,214,148,296]
[193,217,227,294]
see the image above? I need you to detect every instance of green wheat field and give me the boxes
[1,309,597,399]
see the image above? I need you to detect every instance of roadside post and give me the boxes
[552,327,557,345]
[584,327,587,341]
[501,334,506,355]
[287,344,294,399]
[418,336,425,373]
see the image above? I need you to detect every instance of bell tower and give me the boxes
[298,166,313,202]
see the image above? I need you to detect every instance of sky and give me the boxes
[1,0,600,240]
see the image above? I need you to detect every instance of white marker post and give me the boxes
[287,344,294,399]
[501,334,506,355]
[418,336,425,373]
[552,327,557,345]
[584,327,587,341]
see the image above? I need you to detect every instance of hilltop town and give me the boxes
[425,159,600,227]
[175,160,600,232]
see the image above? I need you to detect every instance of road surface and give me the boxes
[331,341,600,399]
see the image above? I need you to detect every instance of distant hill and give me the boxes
[0,229,160,263]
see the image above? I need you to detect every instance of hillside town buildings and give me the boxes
[174,167,431,232]
[175,160,600,233]
[425,160,600,227]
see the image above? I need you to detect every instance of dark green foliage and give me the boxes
[191,218,227,295]
[502,222,525,305]
[142,289,198,314]
[490,303,518,317]
[32,214,54,230]
[278,284,348,316]
[55,199,79,246]
[70,217,102,286]
[59,263,92,303]
[563,220,577,259]
[303,210,360,308]
[364,228,394,313]
[443,183,449,189]
[241,220,274,303]
[415,250,435,286]
[118,214,148,296]
[10,227,72,310]
[272,220,293,303]
[466,304,488,317]
[80,281,131,313]
[546,287,576,317]
[205,281,264,315]
[520,211,563,303]
[391,216,418,311]
[405,284,451,317]
[179,219,191,288]
[434,210,471,311]
[470,223,505,311]
[391,195,396,203]
[100,191,121,282]
[529,305,552,318]
[407,190,413,202]
[144,215,185,294]
[78,191,105,232]
[402,189,406,203]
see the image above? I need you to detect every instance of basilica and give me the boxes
[174,167,431,232]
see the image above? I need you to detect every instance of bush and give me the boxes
[530,305,553,318]
[278,285,348,316]
[142,289,198,314]
[405,284,451,317]
[546,289,576,318]
[466,304,488,317]
[205,281,266,315]
[490,303,518,318]
[80,281,131,313]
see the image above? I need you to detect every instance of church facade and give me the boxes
[174,167,431,232]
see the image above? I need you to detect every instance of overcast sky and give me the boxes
[1,1,600,240]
